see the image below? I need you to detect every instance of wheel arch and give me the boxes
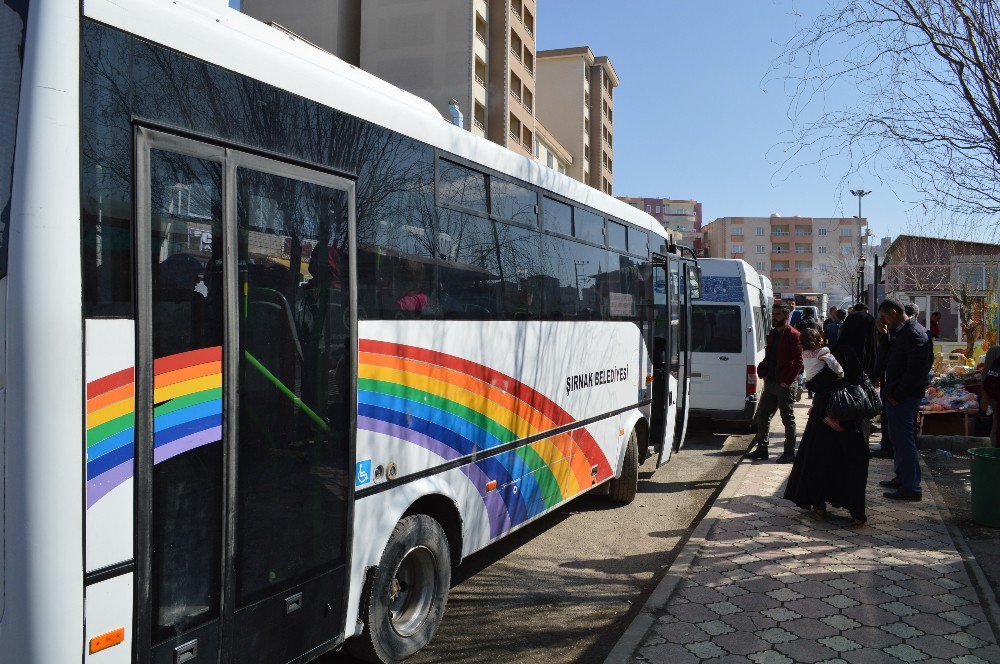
[615,410,648,475]
[402,493,464,568]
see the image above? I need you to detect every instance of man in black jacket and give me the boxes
[877,299,934,500]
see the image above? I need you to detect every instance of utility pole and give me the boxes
[850,189,872,303]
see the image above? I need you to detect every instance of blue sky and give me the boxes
[537,0,917,241]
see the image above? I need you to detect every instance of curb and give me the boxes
[920,459,1000,647]
[602,457,755,664]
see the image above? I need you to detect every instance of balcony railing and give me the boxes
[509,131,520,144]
[772,230,789,236]
[510,89,521,103]
[522,100,532,113]
[511,48,522,63]
[474,119,486,132]
[475,31,487,46]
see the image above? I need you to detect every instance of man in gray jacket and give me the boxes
[877,299,934,500]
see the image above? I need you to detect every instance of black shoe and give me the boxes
[873,449,894,459]
[747,445,768,460]
[879,478,901,488]
[775,452,795,464]
[884,489,921,502]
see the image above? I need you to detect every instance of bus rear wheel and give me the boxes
[349,515,452,663]
[608,429,639,504]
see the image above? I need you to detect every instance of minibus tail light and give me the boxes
[746,366,757,396]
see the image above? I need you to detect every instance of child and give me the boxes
[800,327,846,431]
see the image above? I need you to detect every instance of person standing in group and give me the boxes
[748,303,803,463]
[929,311,941,343]
[785,312,877,526]
[981,344,1000,447]
[825,308,847,347]
[877,299,934,501]
[873,314,894,458]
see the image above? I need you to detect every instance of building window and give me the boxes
[756,262,765,271]
[818,228,827,236]
[756,245,765,254]
[645,205,652,212]
[732,226,744,236]
[546,152,553,168]
[840,227,852,236]
[732,245,744,254]
[841,246,852,255]
[818,246,827,254]
[755,227,765,236]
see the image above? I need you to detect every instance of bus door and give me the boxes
[648,256,676,467]
[671,257,696,451]
[135,128,355,664]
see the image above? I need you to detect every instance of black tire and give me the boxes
[347,515,452,663]
[608,430,638,504]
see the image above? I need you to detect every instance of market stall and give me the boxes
[919,355,982,436]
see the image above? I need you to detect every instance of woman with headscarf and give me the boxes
[784,311,877,526]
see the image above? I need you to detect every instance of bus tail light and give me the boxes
[89,628,125,654]
[746,366,758,396]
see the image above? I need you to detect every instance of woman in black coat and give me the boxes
[784,312,877,525]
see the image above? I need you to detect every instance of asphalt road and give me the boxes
[324,419,751,664]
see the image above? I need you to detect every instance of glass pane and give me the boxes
[606,252,645,320]
[539,235,608,319]
[237,168,350,605]
[434,209,500,317]
[437,159,487,214]
[495,221,544,319]
[574,207,604,244]
[691,305,743,353]
[0,0,28,278]
[490,178,537,225]
[608,221,627,251]
[148,149,224,642]
[542,196,572,236]
[627,226,647,256]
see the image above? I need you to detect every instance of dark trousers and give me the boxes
[879,405,893,455]
[752,380,797,455]
[885,395,922,495]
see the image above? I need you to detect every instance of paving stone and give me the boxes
[901,612,965,636]
[652,621,709,645]
[842,603,905,627]
[821,614,862,631]
[943,631,989,649]
[971,644,1000,661]
[825,578,859,591]
[706,601,744,616]
[775,638,839,663]
[759,627,798,645]
[712,631,773,657]
[785,597,841,619]
[879,600,920,617]
[938,609,978,628]
[717,584,749,598]
[841,625,901,649]
[880,621,925,638]
[950,656,991,664]
[748,649,795,664]
[818,635,863,653]
[937,593,971,608]
[882,643,930,662]
[931,577,963,590]
[766,587,804,602]
[730,591,782,612]
[637,642,700,664]
[783,617,839,640]
[761,607,802,622]
[876,569,912,582]
[878,584,915,598]
[908,634,968,659]
[667,602,719,623]
[823,594,861,609]
[678,584,726,603]
[685,640,727,659]
[696,619,736,637]
[721,611,777,633]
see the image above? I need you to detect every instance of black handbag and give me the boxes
[828,374,880,421]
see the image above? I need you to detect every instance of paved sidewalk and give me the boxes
[608,413,1000,663]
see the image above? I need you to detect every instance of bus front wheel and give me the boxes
[349,515,452,663]
[608,429,639,504]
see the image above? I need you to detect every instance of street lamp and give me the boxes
[850,189,872,220]
[857,255,867,303]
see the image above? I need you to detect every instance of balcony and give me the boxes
[522,100,532,113]
[510,89,521,104]
[475,31,487,46]
[475,74,486,88]
[511,48,522,64]
[509,131,520,144]
[474,119,486,132]
[771,229,790,236]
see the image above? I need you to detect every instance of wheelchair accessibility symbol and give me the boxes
[356,459,372,487]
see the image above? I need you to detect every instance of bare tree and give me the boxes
[771,1,1000,230]
[821,254,863,299]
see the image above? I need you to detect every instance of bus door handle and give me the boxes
[285,592,303,615]
[718,356,730,362]
[175,639,198,664]
[691,372,703,377]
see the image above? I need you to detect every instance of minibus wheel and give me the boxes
[608,429,638,503]
[349,515,451,663]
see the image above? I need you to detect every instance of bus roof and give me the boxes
[86,0,668,240]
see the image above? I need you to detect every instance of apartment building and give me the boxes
[241,0,545,158]
[536,46,618,194]
[702,215,869,298]
[617,197,703,251]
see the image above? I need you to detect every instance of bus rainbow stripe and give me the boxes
[85,347,223,508]
[358,340,613,538]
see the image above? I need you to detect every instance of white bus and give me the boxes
[0,1,699,662]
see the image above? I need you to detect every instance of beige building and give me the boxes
[241,0,560,161]
[703,215,869,299]
[618,197,703,251]
[536,46,618,194]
